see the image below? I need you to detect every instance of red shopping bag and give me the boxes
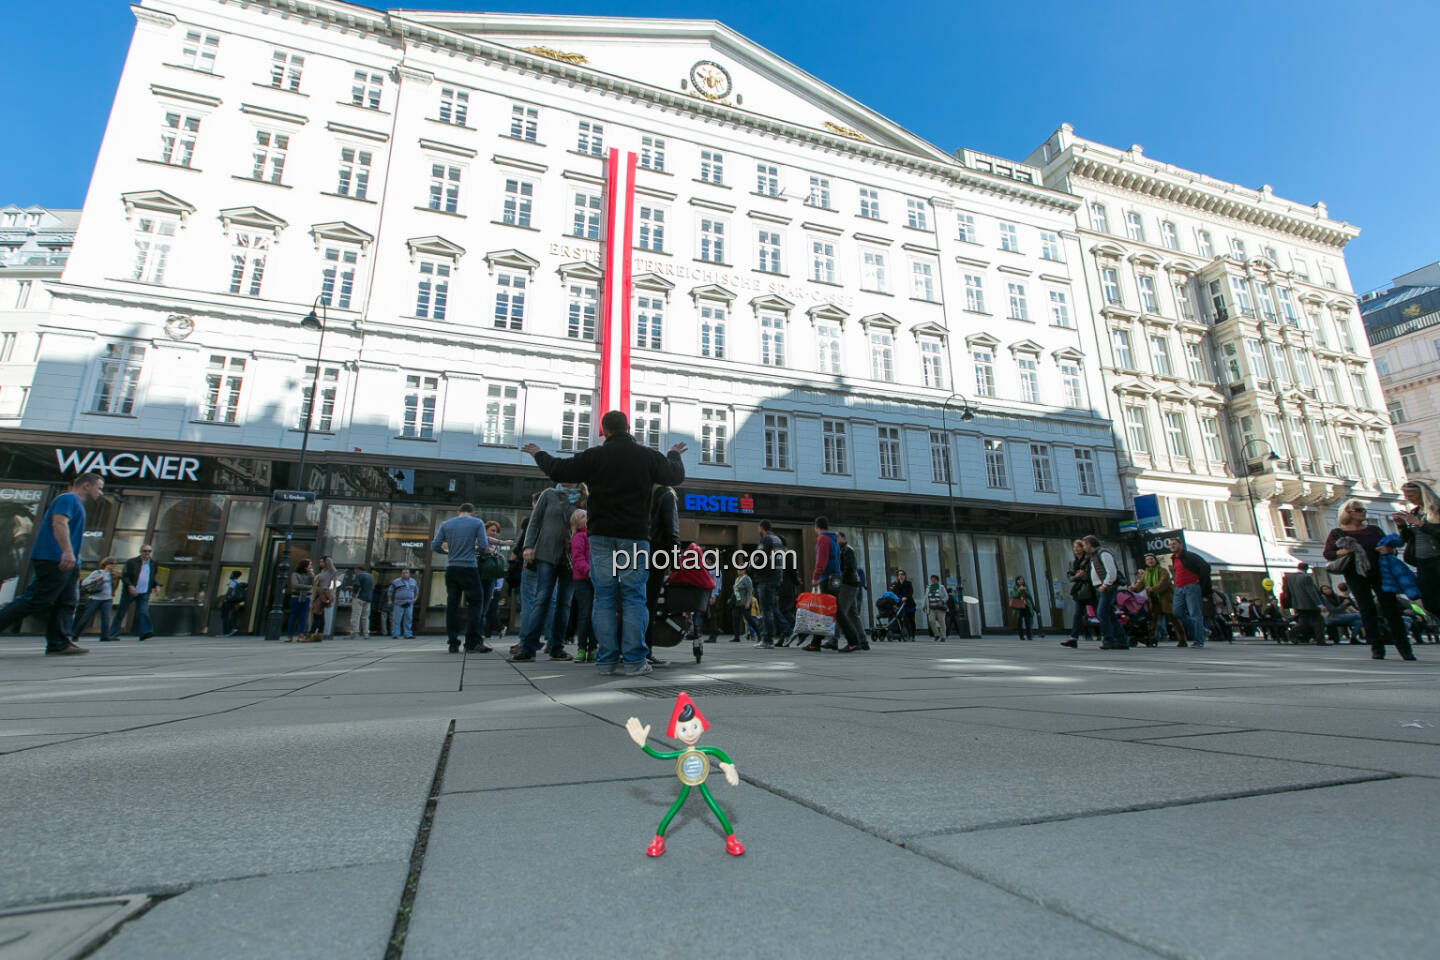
[793,592,837,638]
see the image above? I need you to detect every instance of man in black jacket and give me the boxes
[111,545,158,641]
[523,411,685,676]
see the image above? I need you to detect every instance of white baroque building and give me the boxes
[1362,263,1440,487]
[0,205,78,420]
[0,0,1126,635]
[1026,126,1405,593]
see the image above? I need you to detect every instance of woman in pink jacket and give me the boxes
[569,510,596,663]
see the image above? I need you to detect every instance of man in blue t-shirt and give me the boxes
[0,472,105,655]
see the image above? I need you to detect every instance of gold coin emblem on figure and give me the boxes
[675,748,711,785]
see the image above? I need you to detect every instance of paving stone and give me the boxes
[1142,729,1440,776]
[725,714,1376,840]
[90,862,406,960]
[909,777,1440,959]
[0,719,442,906]
[402,784,1157,960]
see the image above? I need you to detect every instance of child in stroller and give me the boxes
[871,591,909,642]
[1114,588,1157,647]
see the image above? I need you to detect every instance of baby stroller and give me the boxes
[1114,589,1156,647]
[872,592,908,642]
[648,583,709,663]
[647,544,714,663]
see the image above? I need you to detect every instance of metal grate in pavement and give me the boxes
[625,681,791,699]
[0,895,151,959]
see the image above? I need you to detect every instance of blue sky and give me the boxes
[4,0,1435,292]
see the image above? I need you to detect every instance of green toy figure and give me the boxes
[625,691,745,857]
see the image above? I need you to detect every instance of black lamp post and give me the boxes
[1240,437,1282,592]
[264,298,328,641]
[941,393,975,634]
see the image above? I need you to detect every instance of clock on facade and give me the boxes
[689,60,732,100]
[164,314,195,340]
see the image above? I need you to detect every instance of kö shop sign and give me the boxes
[55,448,201,482]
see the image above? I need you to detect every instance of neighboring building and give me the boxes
[1362,264,1440,487]
[1026,126,1405,595]
[0,0,1126,635]
[0,205,79,422]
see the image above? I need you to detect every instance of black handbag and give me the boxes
[477,550,507,580]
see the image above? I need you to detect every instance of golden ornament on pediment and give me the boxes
[824,121,868,142]
[689,60,733,100]
[1403,304,1422,318]
[523,45,589,65]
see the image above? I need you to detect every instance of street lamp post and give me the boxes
[941,393,975,635]
[264,298,329,642]
[1240,438,1282,594]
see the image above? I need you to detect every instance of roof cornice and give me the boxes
[205,1,1078,212]
[387,13,1078,209]
[1060,147,1358,249]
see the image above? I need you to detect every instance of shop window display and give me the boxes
[153,494,226,564]
[223,500,266,563]
[78,495,119,564]
[323,504,374,568]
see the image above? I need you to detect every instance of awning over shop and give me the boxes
[1182,531,1324,573]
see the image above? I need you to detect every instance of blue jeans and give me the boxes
[392,603,414,638]
[1173,583,1205,646]
[1095,588,1124,645]
[74,597,113,640]
[755,579,785,641]
[287,596,311,636]
[477,579,497,637]
[589,536,649,666]
[112,590,153,639]
[517,560,574,655]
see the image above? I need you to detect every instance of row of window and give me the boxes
[1213,337,1373,408]
[1119,396,1396,486]
[79,339,1103,491]
[130,201,1085,401]
[163,31,1078,265]
[694,412,1101,494]
[1088,201,1341,289]
[969,345,1088,408]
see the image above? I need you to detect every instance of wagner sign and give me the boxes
[55,448,202,483]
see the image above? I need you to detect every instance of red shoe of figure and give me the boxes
[645,835,666,857]
[724,834,745,856]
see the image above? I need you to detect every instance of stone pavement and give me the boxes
[2,632,1438,959]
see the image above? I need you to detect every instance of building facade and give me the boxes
[0,0,1127,635]
[1362,264,1440,487]
[1026,126,1405,595]
[0,205,78,420]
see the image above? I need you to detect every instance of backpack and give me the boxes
[226,580,248,602]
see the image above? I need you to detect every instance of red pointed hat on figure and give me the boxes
[666,691,709,737]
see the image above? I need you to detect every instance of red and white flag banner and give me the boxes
[598,148,637,431]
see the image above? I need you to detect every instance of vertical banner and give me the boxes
[598,147,638,430]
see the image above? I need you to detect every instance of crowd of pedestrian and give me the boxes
[7,431,1438,670]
